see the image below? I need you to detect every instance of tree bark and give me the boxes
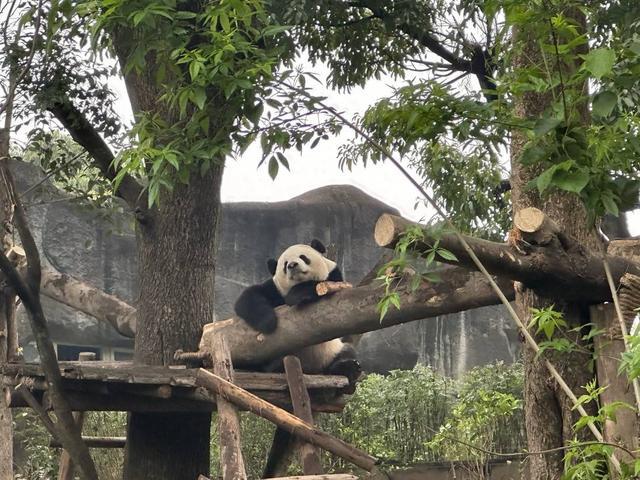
[200,267,514,367]
[39,267,136,337]
[122,167,222,480]
[509,15,598,479]
[374,213,639,304]
[98,6,229,478]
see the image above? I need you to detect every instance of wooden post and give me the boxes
[194,368,377,472]
[58,352,96,480]
[0,290,13,480]
[211,334,247,480]
[284,356,323,475]
[591,304,638,465]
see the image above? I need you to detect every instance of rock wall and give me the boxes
[12,161,520,376]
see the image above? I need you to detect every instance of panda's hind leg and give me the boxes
[326,343,361,394]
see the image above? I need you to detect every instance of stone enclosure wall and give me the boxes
[13,161,520,376]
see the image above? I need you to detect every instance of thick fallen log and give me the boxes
[200,267,513,368]
[374,211,640,303]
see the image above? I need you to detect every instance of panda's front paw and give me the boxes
[327,358,362,394]
[256,314,278,334]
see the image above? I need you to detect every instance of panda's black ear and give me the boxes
[310,239,326,254]
[267,258,277,276]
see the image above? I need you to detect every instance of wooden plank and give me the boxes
[212,334,247,480]
[195,368,377,472]
[5,386,347,414]
[1,362,349,390]
[267,476,358,480]
[284,356,323,475]
[591,304,638,464]
[51,436,126,449]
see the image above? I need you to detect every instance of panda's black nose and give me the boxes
[287,261,298,270]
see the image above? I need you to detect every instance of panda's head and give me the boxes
[269,239,336,296]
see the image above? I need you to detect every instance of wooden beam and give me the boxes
[51,436,126,449]
[1,362,349,391]
[201,266,513,368]
[591,304,638,462]
[39,268,136,338]
[212,334,247,480]
[284,356,323,475]
[266,476,358,480]
[194,368,377,472]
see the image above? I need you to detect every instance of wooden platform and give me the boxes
[1,361,350,413]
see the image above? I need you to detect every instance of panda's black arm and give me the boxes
[284,268,344,306]
[284,281,320,306]
[234,280,284,334]
[327,267,344,282]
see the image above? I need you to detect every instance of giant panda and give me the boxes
[233,238,360,380]
[234,239,361,478]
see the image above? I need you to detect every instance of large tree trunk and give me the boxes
[122,168,222,480]
[110,20,223,480]
[510,17,597,479]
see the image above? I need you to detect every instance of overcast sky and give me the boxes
[109,64,639,235]
[111,70,438,223]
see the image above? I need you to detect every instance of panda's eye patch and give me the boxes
[299,254,311,265]
[283,261,288,275]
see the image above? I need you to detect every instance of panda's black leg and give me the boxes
[326,344,361,394]
[263,427,295,478]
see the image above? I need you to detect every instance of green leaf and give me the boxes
[582,48,616,79]
[552,168,590,193]
[533,117,561,137]
[602,194,619,216]
[592,90,617,117]
[219,12,230,32]
[536,165,557,194]
[192,87,207,110]
[437,248,458,262]
[520,145,546,165]
[268,156,279,179]
[189,61,201,81]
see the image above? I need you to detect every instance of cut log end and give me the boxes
[374,214,402,247]
[514,207,545,233]
[316,281,353,296]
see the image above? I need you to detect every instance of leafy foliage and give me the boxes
[338,82,511,238]
[376,224,458,321]
[427,362,525,468]
[207,363,525,477]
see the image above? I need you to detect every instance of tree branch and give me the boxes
[46,95,146,216]
[38,267,136,337]
[0,163,98,479]
[374,213,640,304]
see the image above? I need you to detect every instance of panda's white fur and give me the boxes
[273,244,336,295]
[272,244,344,373]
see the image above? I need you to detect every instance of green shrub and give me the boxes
[13,362,525,479]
